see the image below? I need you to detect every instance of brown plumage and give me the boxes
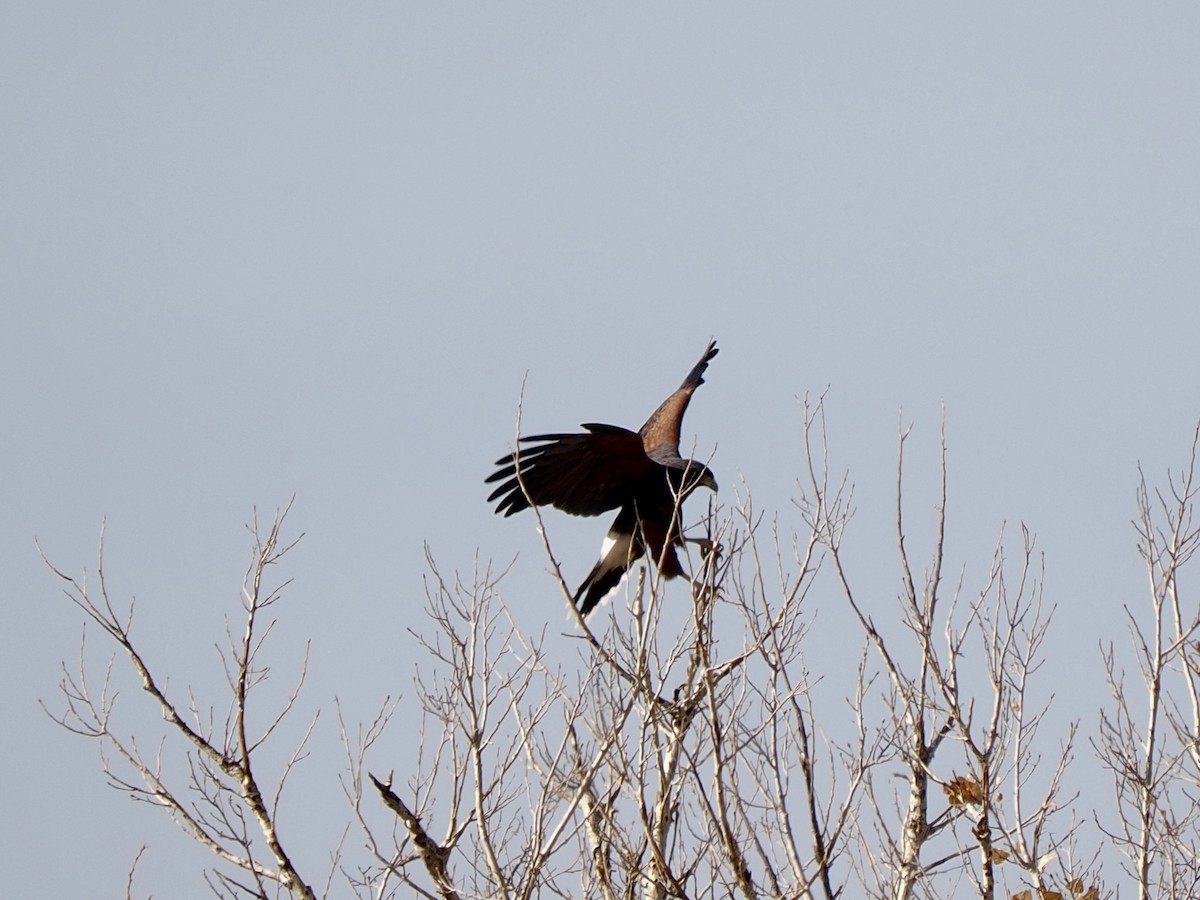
[487,341,718,615]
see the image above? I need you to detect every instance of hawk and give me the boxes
[487,341,719,615]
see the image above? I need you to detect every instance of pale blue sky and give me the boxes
[4,4,1199,895]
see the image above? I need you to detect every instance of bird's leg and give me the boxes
[683,535,722,607]
[683,535,721,559]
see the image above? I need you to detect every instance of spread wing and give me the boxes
[638,340,718,457]
[486,423,654,517]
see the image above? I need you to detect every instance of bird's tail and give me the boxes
[574,560,629,617]
[573,533,685,617]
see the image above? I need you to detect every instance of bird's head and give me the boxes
[670,460,718,497]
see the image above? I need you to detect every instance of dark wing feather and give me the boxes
[639,340,718,456]
[486,423,654,517]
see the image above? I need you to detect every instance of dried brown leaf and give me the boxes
[944,774,985,807]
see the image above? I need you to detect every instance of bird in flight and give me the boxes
[487,341,719,615]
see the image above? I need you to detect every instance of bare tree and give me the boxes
[1096,424,1200,900]
[49,407,1200,899]
[794,403,1090,900]
[43,502,321,900]
[345,484,851,899]
[336,399,1088,899]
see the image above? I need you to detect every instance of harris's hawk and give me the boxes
[487,341,719,615]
